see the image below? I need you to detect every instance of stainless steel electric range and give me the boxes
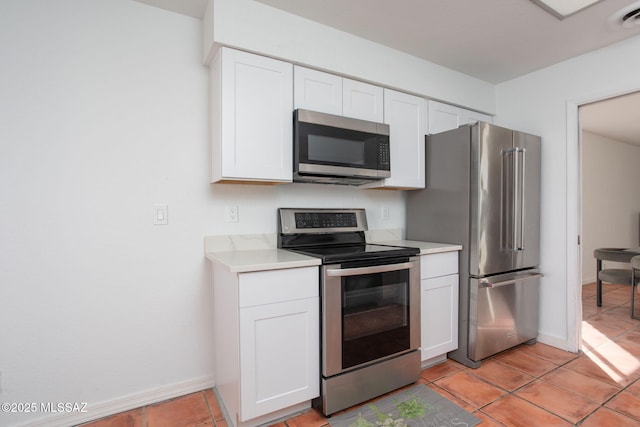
[277,208,421,416]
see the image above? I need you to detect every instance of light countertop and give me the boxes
[206,249,321,273]
[371,240,462,255]
[204,232,461,273]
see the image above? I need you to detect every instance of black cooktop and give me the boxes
[286,243,419,264]
[277,208,419,264]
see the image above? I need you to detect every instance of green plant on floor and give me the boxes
[349,414,375,427]
[348,396,431,427]
[371,404,406,426]
[395,398,427,420]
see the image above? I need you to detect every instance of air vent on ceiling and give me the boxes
[609,1,640,29]
[622,7,640,27]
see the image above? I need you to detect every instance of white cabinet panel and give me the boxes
[293,68,383,123]
[421,274,459,360]
[240,267,317,308]
[211,48,293,183]
[294,66,342,115]
[427,100,492,135]
[419,251,460,362]
[239,297,319,421]
[212,265,319,425]
[420,251,458,279]
[380,89,426,189]
[342,78,384,122]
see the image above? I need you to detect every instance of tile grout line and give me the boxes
[201,390,219,426]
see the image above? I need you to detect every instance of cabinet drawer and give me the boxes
[420,251,458,279]
[239,267,318,307]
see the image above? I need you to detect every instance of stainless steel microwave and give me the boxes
[293,109,391,185]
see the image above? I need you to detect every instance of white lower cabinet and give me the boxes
[239,297,319,420]
[420,251,459,362]
[213,266,319,427]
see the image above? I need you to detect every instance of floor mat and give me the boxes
[328,383,481,427]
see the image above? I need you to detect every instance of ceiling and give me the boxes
[135,0,640,145]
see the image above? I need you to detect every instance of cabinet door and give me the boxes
[294,66,342,115]
[421,274,459,361]
[368,89,425,189]
[239,297,319,421]
[420,251,458,279]
[213,47,293,183]
[342,78,384,122]
[427,100,492,135]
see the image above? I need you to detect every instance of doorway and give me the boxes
[572,90,640,351]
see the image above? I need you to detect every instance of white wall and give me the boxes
[494,35,640,351]
[0,1,408,425]
[0,1,211,425]
[581,131,640,283]
[204,0,496,115]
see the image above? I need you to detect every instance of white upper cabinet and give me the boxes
[210,47,293,184]
[366,89,426,189]
[427,100,492,135]
[294,66,343,115]
[294,67,384,122]
[342,78,384,122]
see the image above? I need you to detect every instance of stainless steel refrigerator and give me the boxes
[407,122,541,368]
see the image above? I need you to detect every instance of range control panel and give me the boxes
[278,208,367,234]
[294,212,357,229]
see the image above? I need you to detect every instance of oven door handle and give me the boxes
[326,261,417,277]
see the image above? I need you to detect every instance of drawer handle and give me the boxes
[479,273,543,288]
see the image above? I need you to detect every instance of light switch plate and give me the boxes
[154,204,168,225]
[381,206,390,221]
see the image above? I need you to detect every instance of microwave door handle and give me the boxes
[326,261,416,277]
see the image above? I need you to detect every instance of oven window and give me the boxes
[341,269,410,369]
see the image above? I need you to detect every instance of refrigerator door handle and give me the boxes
[479,272,543,288]
[515,147,526,251]
[502,147,526,251]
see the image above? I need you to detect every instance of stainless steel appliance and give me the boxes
[293,109,391,185]
[407,122,542,368]
[277,208,421,415]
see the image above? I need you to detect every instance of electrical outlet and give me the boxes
[226,205,239,223]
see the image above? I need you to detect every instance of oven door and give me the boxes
[321,257,420,377]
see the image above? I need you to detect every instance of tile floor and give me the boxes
[81,282,640,427]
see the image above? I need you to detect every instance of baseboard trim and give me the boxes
[21,375,215,427]
[536,332,577,353]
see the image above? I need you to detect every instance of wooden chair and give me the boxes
[594,248,636,307]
